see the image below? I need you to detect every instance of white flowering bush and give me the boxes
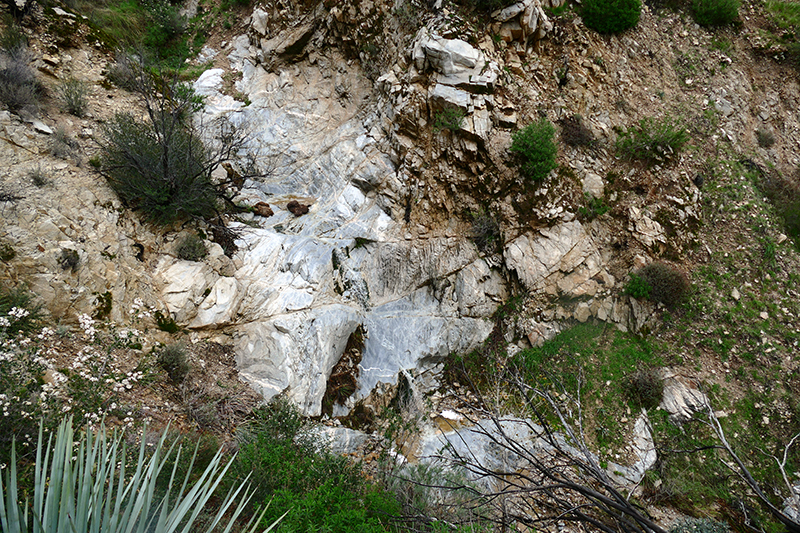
[0,294,157,467]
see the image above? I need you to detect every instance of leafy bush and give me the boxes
[510,117,558,183]
[581,0,641,34]
[433,107,466,132]
[626,262,691,307]
[154,310,181,333]
[157,342,190,382]
[57,77,89,117]
[0,417,280,533]
[228,399,399,532]
[578,194,610,220]
[616,116,689,164]
[176,233,208,261]
[624,366,664,409]
[692,0,739,26]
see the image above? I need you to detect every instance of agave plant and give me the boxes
[0,417,284,533]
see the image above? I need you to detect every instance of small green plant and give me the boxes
[0,417,282,533]
[626,261,691,307]
[616,116,689,164]
[510,117,558,183]
[29,165,49,187]
[58,248,80,272]
[0,241,15,262]
[755,128,776,148]
[581,0,641,34]
[176,233,208,261]
[433,107,466,132]
[578,194,610,220]
[692,0,739,26]
[57,77,89,117]
[154,310,180,333]
[157,342,190,382]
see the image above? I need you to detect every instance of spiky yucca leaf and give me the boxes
[0,418,284,533]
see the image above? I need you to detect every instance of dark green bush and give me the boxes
[227,399,399,532]
[616,116,689,164]
[510,117,558,183]
[157,342,190,382]
[581,0,641,34]
[154,310,180,333]
[175,233,207,261]
[626,262,691,307]
[692,0,739,26]
[98,112,217,225]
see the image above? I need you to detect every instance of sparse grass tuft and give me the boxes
[627,261,691,307]
[433,107,466,132]
[617,116,689,164]
[57,77,89,117]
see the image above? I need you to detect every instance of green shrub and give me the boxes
[176,233,208,261]
[692,0,739,26]
[96,67,246,227]
[0,417,280,533]
[154,310,181,333]
[157,342,190,382]
[616,116,689,164]
[57,77,89,117]
[510,117,558,182]
[433,107,466,132]
[578,194,610,220]
[581,0,641,34]
[627,261,691,307]
[229,399,399,532]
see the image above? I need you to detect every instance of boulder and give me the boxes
[287,200,310,216]
[254,202,274,217]
[659,369,709,423]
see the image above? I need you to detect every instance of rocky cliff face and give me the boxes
[3,0,799,425]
